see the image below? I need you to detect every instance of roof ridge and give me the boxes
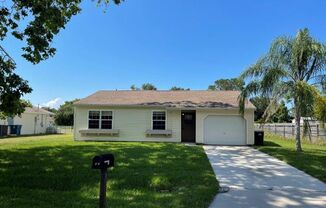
[96,90,241,92]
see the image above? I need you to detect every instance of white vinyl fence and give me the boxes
[56,126,73,134]
[255,123,326,140]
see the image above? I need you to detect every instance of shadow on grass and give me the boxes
[0,142,218,208]
[263,141,281,147]
[253,141,281,147]
[0,133,65,139]
[256,144,326,183]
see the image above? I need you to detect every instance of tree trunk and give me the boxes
[294,99,302,152]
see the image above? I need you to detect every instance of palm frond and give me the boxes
[261,81,292,122]
[311,74,326,92]
[260,67,288,95]
[240,57,267,79]
[304,41,326,81]
[238,81,260,115]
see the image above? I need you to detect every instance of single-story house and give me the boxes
[0,107,55,135]
[291,117,318,124]
[73,90,255,145]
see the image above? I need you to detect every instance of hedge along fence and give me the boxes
[255,123,326,140]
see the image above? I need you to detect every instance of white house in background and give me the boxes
[1,107,55,135]
[73,90,255,145]
[291,117,318,124]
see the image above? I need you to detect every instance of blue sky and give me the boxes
[4,0,326,108]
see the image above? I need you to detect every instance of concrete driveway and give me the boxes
[204,146,326,208]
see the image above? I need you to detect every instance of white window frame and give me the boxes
[88,110,101,129]
[100,111,113,129]
[151,110,167,130]
[88,110,114,129]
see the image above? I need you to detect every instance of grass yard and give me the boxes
[0,134,218,208]
[255,133,326,183]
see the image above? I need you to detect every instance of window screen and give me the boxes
[88,111,113,129]
[152,111,166,130]
[101,111,113,129]
[88,111,100,129]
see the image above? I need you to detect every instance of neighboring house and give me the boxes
[1,107,55,135]
[74,90,255,145]
[291,117,318,124]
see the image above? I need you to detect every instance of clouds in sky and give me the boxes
[42,97,64,109]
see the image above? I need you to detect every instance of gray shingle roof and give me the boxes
[24,107,54,115]
[75,90,254,109]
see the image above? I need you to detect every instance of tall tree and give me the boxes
[130,84,139,90]
[272,101,292,123]
[170,86,190,91]
[208,78,244,90]
[54,99,79,126]
[141,83,157,90]
[314,93,326,125]
[42,107,57,114]
[20,99,33,108]
[239,28,326,152]
[0,99,32,119]
[0,0,121,117]
[208,85,216,91]
[250,96,270,122]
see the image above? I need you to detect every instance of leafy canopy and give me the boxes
[54,99,79,126]
[130,84,139,91]
[141,83,157,90]
[208,78,244,91]
[0,0,122,117]
[314,93,326,124]
[250,96,270,122]
[130,83,157,90]
[271,101,292,123]
[20,99,33,108]
[42,106,57,114]
[170,86,190,91]
[250,97,292,123]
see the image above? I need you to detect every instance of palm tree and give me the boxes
[239,28,326,152]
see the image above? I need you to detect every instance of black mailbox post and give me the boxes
[92,154,114,208]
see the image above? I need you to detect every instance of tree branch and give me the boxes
[0,45,16,65]
[305,56,317,81]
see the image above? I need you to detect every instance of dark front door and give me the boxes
[181,111,196,142]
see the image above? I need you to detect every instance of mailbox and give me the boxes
[92,153,115,208]
[92,154,115,169]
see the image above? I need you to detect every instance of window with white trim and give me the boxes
[152,111,166,130]
[101,111,113,129]
[88,111,113,129]
[89,111,100,129]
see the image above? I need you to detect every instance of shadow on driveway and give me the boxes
[204,146,326,208]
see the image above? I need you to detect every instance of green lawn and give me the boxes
[0,134,218,208]
[256,133,326,183]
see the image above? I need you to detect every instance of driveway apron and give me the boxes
[204,146,326,208]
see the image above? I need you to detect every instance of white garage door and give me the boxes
[204,115,246,145]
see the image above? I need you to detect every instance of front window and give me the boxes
[152,111,166,130]
[88,111,112,129]
[101,111,113,129]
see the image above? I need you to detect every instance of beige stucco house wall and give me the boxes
[73,90,255,145]
[74,106,254,145]
[74,106,181,142]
